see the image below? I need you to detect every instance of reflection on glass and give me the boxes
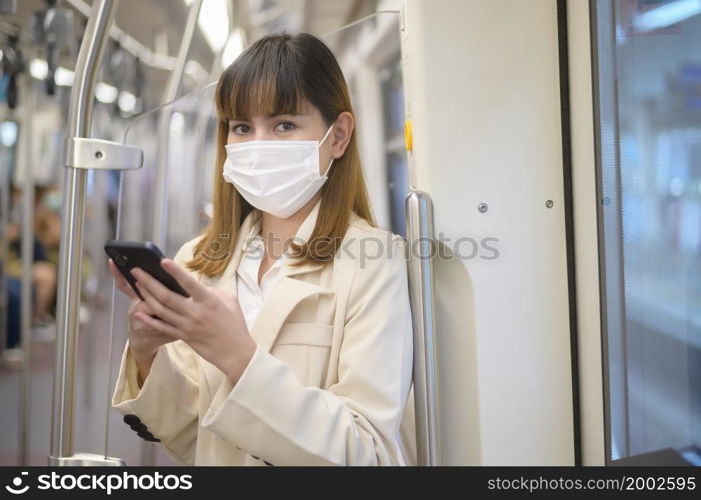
[381,58,409,237]
[594,0,701,464]
[121,83,218,257]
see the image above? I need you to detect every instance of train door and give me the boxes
[571,0,701,466]
[400,0,577,465]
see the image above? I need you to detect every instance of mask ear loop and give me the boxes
[319,121,337,178]
[319,121,336,146]
[323,159,335,178]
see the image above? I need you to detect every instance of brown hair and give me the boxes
[185,32,375,278]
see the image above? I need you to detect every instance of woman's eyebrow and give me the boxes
[227,113,305,122]
[267,112,304,118]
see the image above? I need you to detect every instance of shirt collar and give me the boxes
[241,197,322,255]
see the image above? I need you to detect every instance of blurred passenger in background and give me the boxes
[2,185,59,366]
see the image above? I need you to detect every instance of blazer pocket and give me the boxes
[274,322,333,347]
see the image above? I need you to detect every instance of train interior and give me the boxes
[0,0,699,466]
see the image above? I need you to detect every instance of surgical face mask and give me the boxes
[222,122,335,219]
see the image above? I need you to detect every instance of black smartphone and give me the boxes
[104,240,190,299]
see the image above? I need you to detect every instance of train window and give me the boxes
[592,0,701,465]
[380,58,409,237]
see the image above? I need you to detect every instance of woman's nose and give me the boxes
[253,131,275,141]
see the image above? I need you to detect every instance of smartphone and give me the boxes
[104,240,190,299]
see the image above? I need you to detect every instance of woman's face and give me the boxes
[226,100,352,176]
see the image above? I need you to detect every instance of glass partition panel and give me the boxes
[105,82,218,465]
[593,0,701,465]
[120,82,217,257]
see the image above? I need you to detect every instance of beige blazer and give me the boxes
[112,201,417,466]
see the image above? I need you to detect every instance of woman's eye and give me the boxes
[274,121,296,132]
[231,124,250,135]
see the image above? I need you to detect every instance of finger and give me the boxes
[108,258,139,300]
[108,258,135,295]
[134,311,183,340]
[131,300,155,316]
[132,319,170,338]
[130,298,156,319]
[129,301,151,324]
[160,258,208,301]
[134,279,186,326]
[131,266,189,312]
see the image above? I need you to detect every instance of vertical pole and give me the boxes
[191,57,225,236]
[143,0,201,466]
[0,119,9,359]
[19,77,34,466]
[151,0,203,250]
[49,0,117,462]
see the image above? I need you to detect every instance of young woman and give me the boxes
[110,32,416,466]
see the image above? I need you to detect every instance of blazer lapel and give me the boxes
[246,198,333,352]
[210,198,335,352]
[248,273,334,352]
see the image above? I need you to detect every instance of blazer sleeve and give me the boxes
[200,233,414,465]
[111,237,202,465]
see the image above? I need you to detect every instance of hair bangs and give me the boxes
[216,44,306,121]
[189,33,376,279]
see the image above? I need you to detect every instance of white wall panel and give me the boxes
[401,0,575,465]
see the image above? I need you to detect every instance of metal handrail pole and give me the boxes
[49,0,118,462]
[405,190,441,465]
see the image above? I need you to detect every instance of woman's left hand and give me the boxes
[130,259,257,385]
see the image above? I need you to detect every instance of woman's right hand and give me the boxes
[108,258,176,383]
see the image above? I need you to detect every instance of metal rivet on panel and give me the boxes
[545,200,554,208]
[478,203,488,213]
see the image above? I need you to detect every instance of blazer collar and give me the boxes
[212,198,323,293]
[208,198,335,352]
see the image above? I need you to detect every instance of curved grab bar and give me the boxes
[405,189,441,465]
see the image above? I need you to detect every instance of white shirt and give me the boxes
[236,221,287,332]
[235,200,322,332]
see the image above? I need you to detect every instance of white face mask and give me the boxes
[223,122,336,219]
